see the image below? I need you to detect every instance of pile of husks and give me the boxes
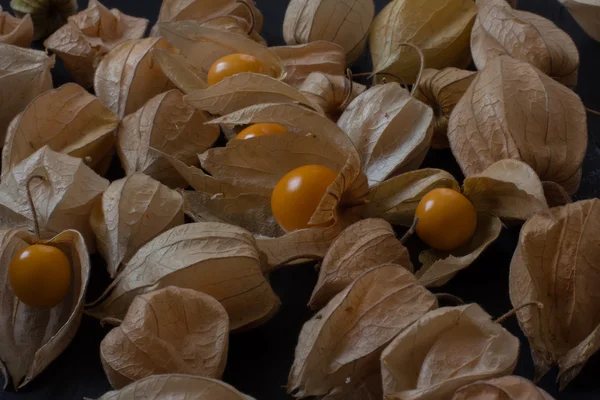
[0,0,599,398]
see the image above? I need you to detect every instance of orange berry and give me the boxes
[236,123,287,140]
[271,165,338,232]
[9,244,72,309]
[207,53,267,86]
[415,188,477,251]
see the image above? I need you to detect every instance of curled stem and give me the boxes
[26,175,45,238]
[396,42,425,96]
[495,301,544,324]
[586,107,600,116]
[236,0,256,35]
[400,217,418,244]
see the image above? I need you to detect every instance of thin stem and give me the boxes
[236,0,255,34]
[400,217,418,244]
[26,175,45,238]
[101,317,123,327]
[435,293,465,305]
[339,68,354,110]
[586,107,600,116]
[396,42,425,95]
[495,302,543,324]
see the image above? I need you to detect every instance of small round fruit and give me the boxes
[207,53,267,86]
[271,165,338,232]
[415,188,477,251]
[236,123,287,140]
[9,244,72,309]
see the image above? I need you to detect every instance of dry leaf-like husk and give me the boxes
[308,218,413,309]
[2,83,119,178]
[0,6,32,47]
[0,229,90,389]
[542,181,572,208]
[94,37,175,118]
[283,0,374,64]
[370,0,476,84]
[0,146,109,250]
[463,159,548,221]
[509,199,600,388]
[117,89,219,188]
[153,48,207,94]
[97,374,255,400]
[299,72,366,119]
[100,287,228,389]
[381,304,520,400]
[90,173,184,279]
[413,68,476,149]
[559,0,600,42]
[200,15,266,45]
[288,265,438,398]
[11,0,77,40]
[472,0,579,86]
[448,56,588,195]
[452,376,555,400]
[44,0,148,88]
[337,83,434,186]
[270,41,347,88]
[86,222,280,331]
[0,44,54,144]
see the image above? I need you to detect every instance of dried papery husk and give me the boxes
[472,0,579,87]
[559,0,600,42]
[0,44,54,144]
[509,199,600,388]
[100,287,228,389]
[370,0,476,84]
[0,146,109,250]
[338,83,434,186]
[542,181,572,208]
[413,68,476,149]
[44,0,148,89]
[0,229,90,389]
[0,6,32,47]
[448,56,587,195]
[86,222,280,331]
[381,304,520,400]
[97,374,255,400]
[117,89,219,188]
[2,83,119,178]
[283,0,375,64]
[94,37,175,118]
[201,15,266,45]
[10,0,77,40]
[308,218,413,309]
[270,41,347,88]
[153,48,207,95]
[451,376,555,400]
[299,72,366,119]
[90,173,184,279]
[288,265,438,399]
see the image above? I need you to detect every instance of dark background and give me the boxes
[0,0,599,399]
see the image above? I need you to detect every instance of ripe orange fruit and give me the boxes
[271,165,338,232]
[236,123,287,140]
[415,188,477,251]
[9,244,72,309]
[207,53,267,86]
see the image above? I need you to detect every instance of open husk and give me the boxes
[86,222,280,331]
[299,72,366,119]
[90,173,184,278]
[0,229,90,389]
[0,6,32,47]
[452,376,555,400]
[288,265,438,399]
[44,0,148,88]
[381,304,520,400]
[559,0,600,42]
[100,287,228,389]
[509,199,600,388]
[0,44,54,144]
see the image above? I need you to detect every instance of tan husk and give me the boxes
[0,229,90,389]
[11,0,77,40]
[337,83,434,186]
[270,41,347,87]
[117,89,219,188]
[370,0,476,83]
[2,83,119,178]
[0,44,54,144]
[0,6,32,47]
[283,0,374,64]
[288,265,438,399]
[94,37,175,118]
[381,304,520,400]
[308,218,413,309]
[509,199,600,388]
[90,173,184,278]
[559,0,600,42]
[299,72,366,119]
[451,376,555,400]
[472,0,579,86]
[153,48,208,94]
[86,222,280,331]
[448,56,587,195]
[0,146,109,250]
[200,15,266,45]
[97,374,255,400]
[542,181,572,208]
[44,0,148,88]
[100,287,228,389]
[413,68,476,149]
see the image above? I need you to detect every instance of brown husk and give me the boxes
[558,0,600,42]
[11,0,77,40]
[153,48,207,94]
[299,72,366,119]
[0,6,32,47]
[451,376,555,400]
[542,181,572,208]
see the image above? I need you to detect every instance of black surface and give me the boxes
[0,0,599,399]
